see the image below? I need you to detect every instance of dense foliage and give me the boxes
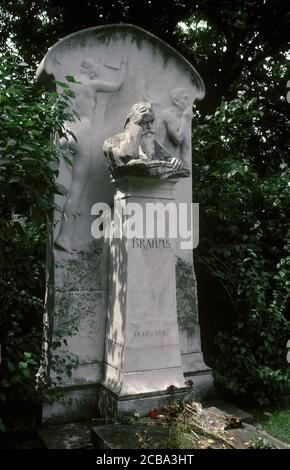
[192,95,290,403]
[181,6,290,403]
[0,55,74,429]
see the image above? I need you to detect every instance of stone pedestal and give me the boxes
[99,176,190,416]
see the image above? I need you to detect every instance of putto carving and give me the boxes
[103,101,190,179]
[155,87,193,164]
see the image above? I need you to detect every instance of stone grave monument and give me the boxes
[37,24,213,424]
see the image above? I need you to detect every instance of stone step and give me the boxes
[91,423,170,449]
[204,404,253,423]
[92,405,289,450]
[38,404,289,450]
[38,422,93,449]
[229,423,289,449]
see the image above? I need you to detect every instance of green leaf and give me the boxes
[7,360,16,372]
[1,379,10,388]
[18,361,28,370]
[65,75,77,83]
[21,369,31,378]
[54,79,69,89]
[65,89,76,98]
[55,182,68,196]
[48,160,59,172]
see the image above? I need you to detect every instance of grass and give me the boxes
[250,404,290,444]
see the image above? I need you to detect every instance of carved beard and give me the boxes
[140,130,155,160]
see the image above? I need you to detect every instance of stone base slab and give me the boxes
[97,383,195,418]
[91,423,170,449]
[42,367,214,425]
[183,369,215,400]
[42,384,98,425]
[38,422,93,449]
[91,420,290,450]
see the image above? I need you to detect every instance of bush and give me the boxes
[193,95,290,404]
[0,53,74,427]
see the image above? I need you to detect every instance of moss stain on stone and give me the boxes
[176,257,198,333]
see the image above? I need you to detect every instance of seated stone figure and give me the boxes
[103,101,190,179]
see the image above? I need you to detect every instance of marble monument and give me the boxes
[37,24,213,423]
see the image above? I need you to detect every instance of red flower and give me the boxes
[148,408,157,419]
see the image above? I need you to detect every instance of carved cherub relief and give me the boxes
[155,87,193,165]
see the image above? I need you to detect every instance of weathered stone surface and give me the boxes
[176,257,198,332]
[37,24,211,423]
[205,404,253,423]
[91,419,290,450]
[102,177,185,398]
[40,418,290,449]
[54,239,108,292]
[37,24,205,253]
[41,403,289,449]
[98,383,194,419]
[38,422,93,449]
[42,387,99,426]
[229,423,290,449]
[54,290,106,366]
[92,423,170,449]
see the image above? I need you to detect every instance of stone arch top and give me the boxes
[37,23,205,101]
[37,24,205,253]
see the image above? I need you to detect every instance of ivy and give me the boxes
[193,94,290,404]
[0,52,76,427]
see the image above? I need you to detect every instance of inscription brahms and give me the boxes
[132,238,171,249]
[134,329,169,338]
